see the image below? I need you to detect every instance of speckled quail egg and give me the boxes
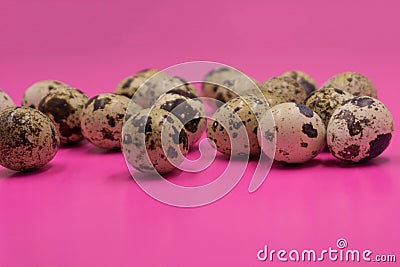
[81,93,130,149]
[259,103,326,163]
[131,73,200,108]
[207,95,269,157]
[38,87,89,145]
[260,90,289,107]
[124,100,144,123]
[304,87,354,127]
[153,93,207,147]
[115,68,160,98]
[281,70,317,96]
[202,66,230,99]
[321,72,377,98]
[327,96,393,162]
[202,66,259,103]
[0,107,60,171]
[0,89,15,111]
[261,76,307,104]
[22,80,68,109]
[122,108,189,174]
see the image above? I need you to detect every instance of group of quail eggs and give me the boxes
[0,67,394,175]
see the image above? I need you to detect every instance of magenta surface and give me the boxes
[1,0,399,266]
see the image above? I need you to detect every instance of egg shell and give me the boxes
[304,87,354,127]
[259,103,326,163]
[202,66,259,103]
[321,72,377,98]
[122,108,189,174]
[260,90,289,107]
[0,107,60,171]
[261,76,307,104]
[0,89,15,111]
[115,68,160,98]
[131,74,199,108]
[38,87,89,145]
[206,94,269,157]
[281,70,317,96]
[81,93,130,149]
[202,67,233,99]
[327,96,393,162]
[153,93,207,147]
[22,80,68,109]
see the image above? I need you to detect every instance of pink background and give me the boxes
[1,0,399,266]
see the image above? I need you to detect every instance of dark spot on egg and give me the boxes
[366,133,392,159]
[334,88,345,94]
[122,78,133,89]
[264,130,274,141]
[302,123,318,138]
[93,97,112,111]
[298,78,316,95]
[300,142,308,148]
[296,104,313,118]
[106,115,116,127]
[338,144,360,160]
[166,146,178,159]
[350,97,374,108]
[41,97,70,123]
[123,134,132,144]
[185,118,200,133]
[334,109,362,136]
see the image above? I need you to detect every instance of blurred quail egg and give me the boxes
[38,87,88,145]
[153,93,207,147]
[327,96,393,162]
[259,103,326,163]
[281,70,317,96]
[321,72,377,98]
[115,68,160,98]
[0,107,60,171]
[304,87,354,127]
[0,89,15,111]
[202,66,259,103]
[260,90,289,107]
[207,95,269,157]
[132,73,199,108]
[261,76,307,104]
[81,93,130,149]
[122,108,189,174]
[22,80,68,109]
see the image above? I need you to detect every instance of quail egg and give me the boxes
[260,90,289,107]
[304,87,354,127]
[261,76,307,104]
[131,73,200,108]
[259,103,326,163]
[0,107,60,171]
[281,70,317,96]
[22,80,68,109]
[153,93,207,147]
[81,93,130,149]
[321,72,377,98]
[38,87,89,145]
[202,66,259,103]
[327,96,393,162]
[0,89,15,111]
[115,68,160,98]
[122,108,189,174]
[207,95,269,157]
